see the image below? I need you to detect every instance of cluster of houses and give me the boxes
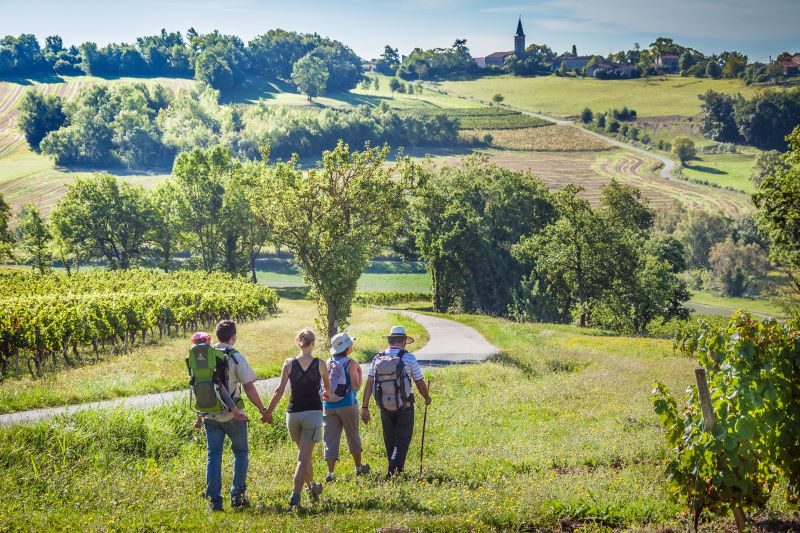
[779,53,800,76]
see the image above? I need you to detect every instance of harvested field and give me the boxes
[428,149,752,217]
[461,125,614,151]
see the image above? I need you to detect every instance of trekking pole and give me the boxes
[419,378,430,477]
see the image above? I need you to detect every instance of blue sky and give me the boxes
[2,0,797,62]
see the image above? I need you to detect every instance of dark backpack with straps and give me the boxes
[372,349,413,412]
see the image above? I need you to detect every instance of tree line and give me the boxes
[18,83,459,169]
[699,88,800,151]
[0,29,362,92]
[373,36,770,81]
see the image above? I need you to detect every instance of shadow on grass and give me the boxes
[487,352,540,379]
[274,287,310,300]
[687,164,727,175]
[219,75,296,104]
[0,73,67,85]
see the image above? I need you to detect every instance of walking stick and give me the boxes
[419,378,430,477]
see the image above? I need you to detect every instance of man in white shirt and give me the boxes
[200,320,269,511]
[361,325,431,477]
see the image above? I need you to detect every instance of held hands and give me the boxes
[260,409,273,424]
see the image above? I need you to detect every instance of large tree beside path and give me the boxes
[247,141,424,339]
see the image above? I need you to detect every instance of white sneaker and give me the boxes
[325,471,336,483]
[355,464,371,475]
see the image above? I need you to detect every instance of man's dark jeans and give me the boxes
[379,404,415,475]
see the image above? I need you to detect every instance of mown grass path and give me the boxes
[0,311,498,426]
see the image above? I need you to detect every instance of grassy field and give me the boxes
[0,299,428,414]
[680,152,757,193]
[687,290,782,318]
[439,75,777,118]
[1,309,795,530]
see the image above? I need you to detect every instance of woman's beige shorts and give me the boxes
[286,410,323,442]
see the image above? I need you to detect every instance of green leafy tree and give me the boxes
[750,150,787,187]
[645,234,687,273]
[375,45,400,75]
[601,179,655,234]
[249,142,422,338]
[705,59,722,78]
[50,174,154,269]
[514,185,618,327]
[734,90,800,151]
[675,210,731,269]
[172,146,233,273]
[753,127,800,313]
[492,93,504,104]
[16,204,52,274]
[580,107,593,124]
[291,54,329,101]
[388,77,402,95]
[671,136,696,165]
[148,181,184,272]
[698,90,742,142]
[413,155,556,315]
[17,91,66,150]
[708,237,770,297]
[0,193,14,262]
[373,76,380,91]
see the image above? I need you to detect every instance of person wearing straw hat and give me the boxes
[361,325,431,478]
[322,332,370,482]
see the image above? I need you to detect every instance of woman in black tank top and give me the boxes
[262,328,331,507]
[287,358,323,412]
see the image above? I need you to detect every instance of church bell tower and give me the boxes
[514,18,525,57]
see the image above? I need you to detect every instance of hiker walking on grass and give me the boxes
[263,328,332,508]
[361,325,431,478]
[323,332,370,482]
[189,320,270,512]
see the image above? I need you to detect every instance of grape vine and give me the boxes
[0,269,279,377]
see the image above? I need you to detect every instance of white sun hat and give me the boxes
[383,325,415,344]
[329,332,355,355]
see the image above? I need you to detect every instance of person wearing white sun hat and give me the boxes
[360,325,431,477]
[322,332,370,482]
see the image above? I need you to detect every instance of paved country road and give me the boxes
[0,311,499,426]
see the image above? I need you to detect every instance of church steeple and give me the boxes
[514,17,526,56]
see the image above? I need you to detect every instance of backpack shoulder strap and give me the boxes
[222,347,240,365]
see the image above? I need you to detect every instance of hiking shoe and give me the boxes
[355,464,371,476]
[307,481,323,502]
[325,471,336,483]
[230,493,250,510]
[289,492,301,509]
[209,500,224,512]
